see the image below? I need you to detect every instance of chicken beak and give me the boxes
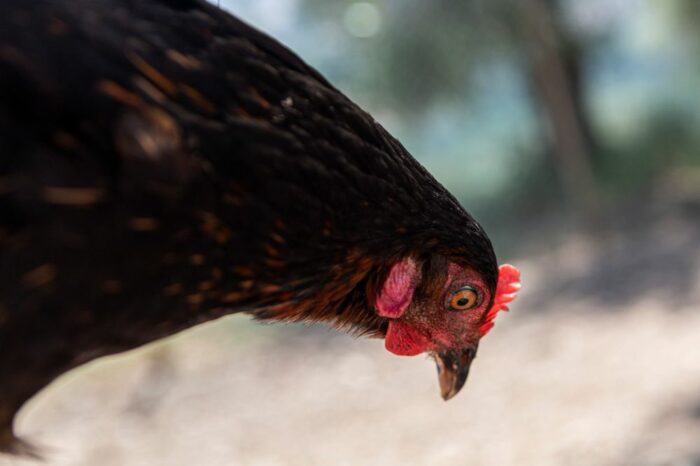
[434,346,477,400]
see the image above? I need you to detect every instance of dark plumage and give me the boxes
[0,0,514,455]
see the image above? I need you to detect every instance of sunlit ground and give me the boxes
[1,1,698,465]
[2,200,699,466]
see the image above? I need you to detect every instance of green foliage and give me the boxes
[295,0,700,226]
[299,0,521,115]
[596,107,700,197]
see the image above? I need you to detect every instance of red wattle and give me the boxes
[384,320,430,356]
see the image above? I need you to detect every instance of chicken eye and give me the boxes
[449,287,480,311]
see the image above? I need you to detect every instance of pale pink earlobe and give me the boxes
[375,257,421,318]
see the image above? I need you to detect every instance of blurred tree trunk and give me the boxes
[518,0,600,224]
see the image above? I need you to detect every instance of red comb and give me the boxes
[479,264,521,336]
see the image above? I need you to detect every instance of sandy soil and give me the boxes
[2,201,700,466]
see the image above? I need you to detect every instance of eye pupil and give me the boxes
[457,298,468,307]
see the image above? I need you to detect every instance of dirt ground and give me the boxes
[3,200,700,466]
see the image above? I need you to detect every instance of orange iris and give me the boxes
[449,287,479,311]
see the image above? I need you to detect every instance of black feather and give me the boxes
[0,0,497,452]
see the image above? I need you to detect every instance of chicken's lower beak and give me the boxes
[434,346,477,400]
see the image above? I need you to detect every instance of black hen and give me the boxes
[0,0,519,454]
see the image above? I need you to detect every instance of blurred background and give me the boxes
[6,0,700,465]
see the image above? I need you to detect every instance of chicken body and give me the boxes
[0,0,503,454]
